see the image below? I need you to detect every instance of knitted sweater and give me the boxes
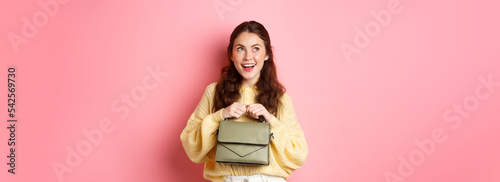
[180,82,308,182]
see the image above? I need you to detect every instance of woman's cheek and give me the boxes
[253,54,261,61]
[232,53,242,62]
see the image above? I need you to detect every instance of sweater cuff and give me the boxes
[214,108,225,121]
[205,108,225,124]
[268,115,286,130]
[200,109,225,135]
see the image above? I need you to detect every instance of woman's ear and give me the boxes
[265,55,269,61]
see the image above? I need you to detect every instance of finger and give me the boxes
[245,106,258,119]
[230,110,241,118]
[238,104,247,111]
[234,102,246,108]
[248,105,264,114]
[235,107,246,115]
[234,103,246,112]
[246,103,260,109]
[246,105,256,113]
[246,104,261,113]
[252,107,266,119]
[234,109,244,117]
[230,103,243,110]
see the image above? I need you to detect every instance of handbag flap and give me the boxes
[218,120,270,145]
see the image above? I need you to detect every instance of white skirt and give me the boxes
[223,174,286,182]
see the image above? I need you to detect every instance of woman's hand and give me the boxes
[222,102,246,119]
[246,104,273,122]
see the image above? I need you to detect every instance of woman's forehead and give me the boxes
[234,32,264,46]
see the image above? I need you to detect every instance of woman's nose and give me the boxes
[244,52,253,60]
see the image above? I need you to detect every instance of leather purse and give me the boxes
[215,116,272,165]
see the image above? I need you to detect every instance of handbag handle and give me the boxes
[258,116,265,122]
[224,115,265,122]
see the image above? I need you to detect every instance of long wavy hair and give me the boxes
[213,21,285,116]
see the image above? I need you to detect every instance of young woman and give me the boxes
[180,21,308,182]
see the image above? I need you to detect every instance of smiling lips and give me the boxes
[242,64,256,72]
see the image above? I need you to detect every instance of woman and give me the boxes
[180,21,308,182]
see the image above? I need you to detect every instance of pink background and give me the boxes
[2,0,500,181]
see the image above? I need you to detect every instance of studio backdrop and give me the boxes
[1,0,500,182]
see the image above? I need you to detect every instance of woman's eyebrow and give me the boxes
[235,43,261,47]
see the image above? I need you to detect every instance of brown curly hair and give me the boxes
[213,21,285,116]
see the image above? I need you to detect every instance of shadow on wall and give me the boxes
[171,138,207,181]
[157,33,229,181]
[156,112,207,181]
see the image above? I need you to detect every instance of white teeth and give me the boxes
[242,64,256,68]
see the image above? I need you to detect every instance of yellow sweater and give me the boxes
[180,82,308,182]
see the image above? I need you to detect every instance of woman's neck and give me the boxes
[242,78,258,87]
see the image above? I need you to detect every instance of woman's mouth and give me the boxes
[242,64,256,72]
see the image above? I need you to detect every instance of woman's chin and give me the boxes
[241,74,257,82]
[242,76,253,81]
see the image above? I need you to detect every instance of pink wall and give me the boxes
[2,0,500,181]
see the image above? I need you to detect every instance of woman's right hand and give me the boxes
[222,102,246,119]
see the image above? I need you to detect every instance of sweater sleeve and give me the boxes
[180,83,224,163]
[268,93,308,171]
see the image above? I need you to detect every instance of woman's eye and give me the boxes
[237,47,244,51]
[253,47,259,51]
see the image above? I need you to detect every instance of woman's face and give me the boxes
[231,32,269,86]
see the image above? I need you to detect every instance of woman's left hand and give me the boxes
[246,104,273,122]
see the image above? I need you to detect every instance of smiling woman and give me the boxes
[231,32,269,87]
[180,21,308,182]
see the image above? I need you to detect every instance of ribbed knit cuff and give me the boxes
[268,115,288,143]
[201,108,225,136]
[268,115,285,129]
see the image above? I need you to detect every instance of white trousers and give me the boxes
[223,174,286,182]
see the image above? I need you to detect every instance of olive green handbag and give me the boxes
[215,116,273,165]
